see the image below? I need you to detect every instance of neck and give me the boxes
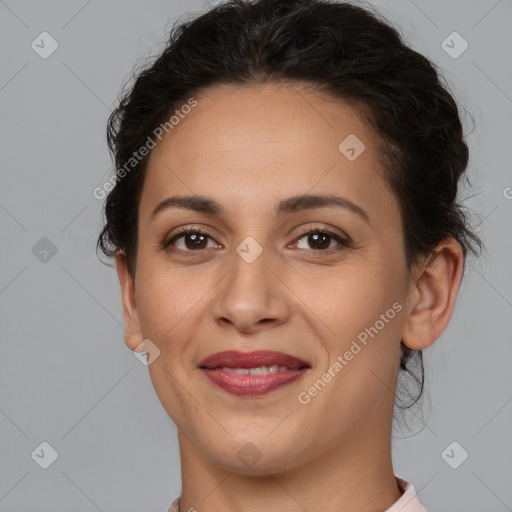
[175,417,402,512]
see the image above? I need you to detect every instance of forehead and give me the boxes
[140,82,395,222]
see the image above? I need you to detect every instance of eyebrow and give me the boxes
[150,193,371,224]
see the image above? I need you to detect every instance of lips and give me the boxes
[198,350,310,370]
[198,350,311,397]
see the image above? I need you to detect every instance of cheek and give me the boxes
[305,262,402,337]
[300,266,407,399]
[134,229,208,329]
[134,268,212,422]
[298,266,405,411]
[134,264,218,352]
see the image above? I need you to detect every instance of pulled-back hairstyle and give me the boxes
[96,0,482,429]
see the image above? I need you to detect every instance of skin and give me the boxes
[116,82,464,512]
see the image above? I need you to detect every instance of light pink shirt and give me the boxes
[168,475,427,512]
[386,476,428,511]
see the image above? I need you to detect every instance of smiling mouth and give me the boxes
[215,365,306,374]
[198,350,311,396]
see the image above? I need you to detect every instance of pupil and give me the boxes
[310,233,329,249]
[187,233,206,249]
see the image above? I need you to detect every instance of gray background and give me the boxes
[1,0,511,511]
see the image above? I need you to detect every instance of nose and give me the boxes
[211,246,291,335]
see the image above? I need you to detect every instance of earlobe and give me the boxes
[401,238,464,350]
[115,251,144,352]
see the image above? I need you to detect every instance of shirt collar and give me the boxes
[168,475,428,512]
[385,475,428,512]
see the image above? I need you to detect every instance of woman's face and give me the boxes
[121,82,415,473]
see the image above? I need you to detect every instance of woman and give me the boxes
[96,1,482,510]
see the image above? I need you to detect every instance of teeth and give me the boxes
[220,365,294,375]
[223,367,250,375]
[250,366,271,375]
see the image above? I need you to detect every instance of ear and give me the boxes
[115,251,144,352]
[402,238,464,350]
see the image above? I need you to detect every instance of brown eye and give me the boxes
[162,226,349,255]
[180,232,209,250]
[163,229,218,253]
[301,232,332,250]
[295,228,349,252]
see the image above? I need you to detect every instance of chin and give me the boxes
[204,436,307,476]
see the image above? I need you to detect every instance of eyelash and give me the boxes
[161,225,350,256]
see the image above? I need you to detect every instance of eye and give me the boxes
[161,225,350,255]
[161,227,220,254]
[292,226,350,253]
